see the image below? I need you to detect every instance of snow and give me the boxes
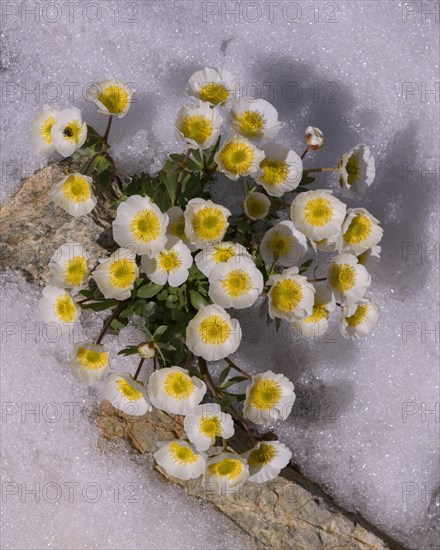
[1,1,439,549]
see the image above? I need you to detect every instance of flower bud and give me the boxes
[138,342,156,359]
[304,127,324,150]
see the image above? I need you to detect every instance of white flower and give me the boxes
[147,366,206,415]
[28,105,58,154]
[339,298,380,340]
[154,440,206,481]
[50,173,96,217]
[304,126,324,150]
[184,198,231,248]
[290,189,346,242]
[208,256,263,310]
[142,236,193,287]
[39,286,80,335]
[113,195,169,256]
[227,98,281,141]
[260,221,307,267]
[267,267,315,321]
[339,144,375,199]
[69,341,110,385]
[138,342,156,359]
[337,208,383,255]
[203,452,249,495]
[92,248,139,300]
[310,238,338,253]
[166,206,196,251]
[243,370,295,426]
[255,143,303,197]
[195,242,252,277]
[184,403,234,452]
[214,135,264,181]
[186,67,238,106]
[291,283,336,338]
[86,79,133,118]
[50,107,87,157]
[175,101,223,149]
[104,373,151,416]
[357,245,381,272]
[243,192,270,220]
[48,242,90,291]
[186,304,242,361]
[243,441,292,483]
[327,253,371,305]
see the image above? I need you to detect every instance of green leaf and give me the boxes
[189,290,209,310]
[299,258,313,275]
[220,376,248,389]
[82,299,118,311]
[137,283,163,299]
[219,365,232,385]
[118,347,139,356]
[153,325,168,339]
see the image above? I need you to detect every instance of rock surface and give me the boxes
[1,166,399,550]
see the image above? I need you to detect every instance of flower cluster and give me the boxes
[34,68,382,494]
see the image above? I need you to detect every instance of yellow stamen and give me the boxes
[247,443,277,467]
[163,371,194,400]
[198,315,230,345]
[271,279,303,312]
[108,258,136,288]
[180,114,213,145]
[116,379,142,401]
[219,141,254,174]
[169,217,186,240]
[198,82,229,105]
[158,250,181,273]
[129,209,161,242]
[303,303,328,324]
[39,116,55,144]
[61,120,82,143]
[53,294,77,322]
[235,110,265,138]
[208,457,243,480]
[267,233,290,260]
[64,256,87,286]
[345,154,361,186]
[98,85,129,114]
[260,159,288,186]
[248,378,281,411]
[192,207,226,242]
[76,347,109,370]
[304,197,333,227]
[245,195,268,218]
[212,245,235,263]
[221,269,252,298]
[61,175,91,204]
[328,263,356,292]
[169,442,198,464]
[346,303,369,327]
[343,214,372,244]
[199,416,222,439]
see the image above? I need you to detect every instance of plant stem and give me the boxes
[95,302,125,344]
[133,358,145,381]
[103,115,113,145]
[224,357,252,380]
[198,357,219,397]
[229,404,257,446]
[174,148,192,205]
[308,277,327,283]
[153,356,157,371]
[82,152,101,175]
[183,352,194,370]
[303,167,338,173]
[300,146,309,160]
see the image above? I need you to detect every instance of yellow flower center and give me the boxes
[169,442,198,464]
[129,209,161,242]
[267,233,290,260]
[169,217,186,240]
[40,115,55,144]
[76,347,109,370]
[344,154,361,186]
[192,207,227,242]
[212,245,235,263]
[303,303,328,324]
[163,371,194,400]
[64,256,87,286]
[235,110,265,138]
[271,279,303,312]
[108,258,136,288]
[346,303,369,327]
[260,159,288,186]
[199,416,222,439]
[198,82,229,105]
[61,120,82,143]
[221,269,252,298]
[247,443,277,467]
[61,175,91,204]
[158,250,181,273]
[180,114,213,145]
[248,378,281,411]
[53,293,77,322]
[245,195,268,218]
[208,458,243,480]
[343,214,372,244]
[98,85,129,114]
[116,379,142,401]
[328,263,356,292]
[198,315,231,345]
[304,197,333,227]
[219,141,254,174]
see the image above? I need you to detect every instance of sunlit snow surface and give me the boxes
[1,1,439,549]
